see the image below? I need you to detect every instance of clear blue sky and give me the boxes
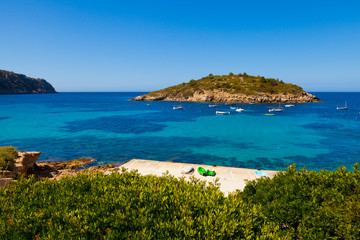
[1,0,359,92]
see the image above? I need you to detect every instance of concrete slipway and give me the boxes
[121,159,278,196]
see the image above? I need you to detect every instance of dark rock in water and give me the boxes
[0,70,56,94]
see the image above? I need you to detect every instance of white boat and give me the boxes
[173,101,184,110]
[209,104,218,108]
[268,103,284,112]
[336,102,348,110]
[269,108,284,112]
[236,108,245,112]
[230,106,237,110]
[216,111,230,115]
[285,104,294,107]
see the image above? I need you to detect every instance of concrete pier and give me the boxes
[121,159,278,196]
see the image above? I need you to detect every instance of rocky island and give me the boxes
[0,70,56,94]
[131,73,320,103]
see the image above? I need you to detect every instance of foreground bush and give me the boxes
[242,164,360,239]
[0,170,283,239]
[2,164,359,239]
[0,146,18,171]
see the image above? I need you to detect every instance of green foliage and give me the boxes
[145,73,304,98]
[242,164,360,239]
[1,164,359,239]
[0,146,18,170]
[0,170,285,239]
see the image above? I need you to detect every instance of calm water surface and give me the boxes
[0,92,359,171]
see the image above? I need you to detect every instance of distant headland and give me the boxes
[0,70,56,94]
[131,73,320,103]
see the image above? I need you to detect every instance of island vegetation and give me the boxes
[131,72,320,103]
[0,160,359,239]
[0,70,56,94]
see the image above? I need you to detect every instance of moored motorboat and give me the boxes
[285,104,294,107]
[269,108,283,112]
[236,108,245,112]
[209,104,218,108]
[216,111,230,115]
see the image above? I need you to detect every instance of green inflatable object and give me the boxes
[206,170,216,176]
[198,167,206,175]
[197,167,216,176]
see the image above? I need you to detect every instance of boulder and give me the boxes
[13,151,41,174]
[0,151,41,186]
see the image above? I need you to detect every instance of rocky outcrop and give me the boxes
[34,158,95,179]
[0,151,119,186]
[0,70,56,94]
[0,151,41,179]
[131,89,320,103]
[34,159,118,180]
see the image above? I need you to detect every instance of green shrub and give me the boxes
[0,170,285,239]
[0,146,18,171]
[241,163,360,239]
[146,73,305,98]
[3,161,358,239]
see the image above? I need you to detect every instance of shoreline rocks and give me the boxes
[131,89,320,103]
[0,151,119,187]
[0,151,41,179]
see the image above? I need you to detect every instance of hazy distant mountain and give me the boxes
[0,70,56,94]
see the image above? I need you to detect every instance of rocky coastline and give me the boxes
[0,151,119,187]
[131,89,320,103]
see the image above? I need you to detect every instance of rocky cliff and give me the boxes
[131,73,320,103]
[0,70,56,94]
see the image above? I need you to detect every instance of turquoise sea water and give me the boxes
[0,92,359,171]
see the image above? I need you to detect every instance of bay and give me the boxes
[0,92,359,171]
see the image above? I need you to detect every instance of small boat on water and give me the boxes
[173,101,184,110]
[336,101,348,110]
[285,104,294,107]
[236,108,245,112]
[269,108,283,112]
[216,111,230,115]
[230,106,237,110]
[269,103,284,112]
[209,104,218,108]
